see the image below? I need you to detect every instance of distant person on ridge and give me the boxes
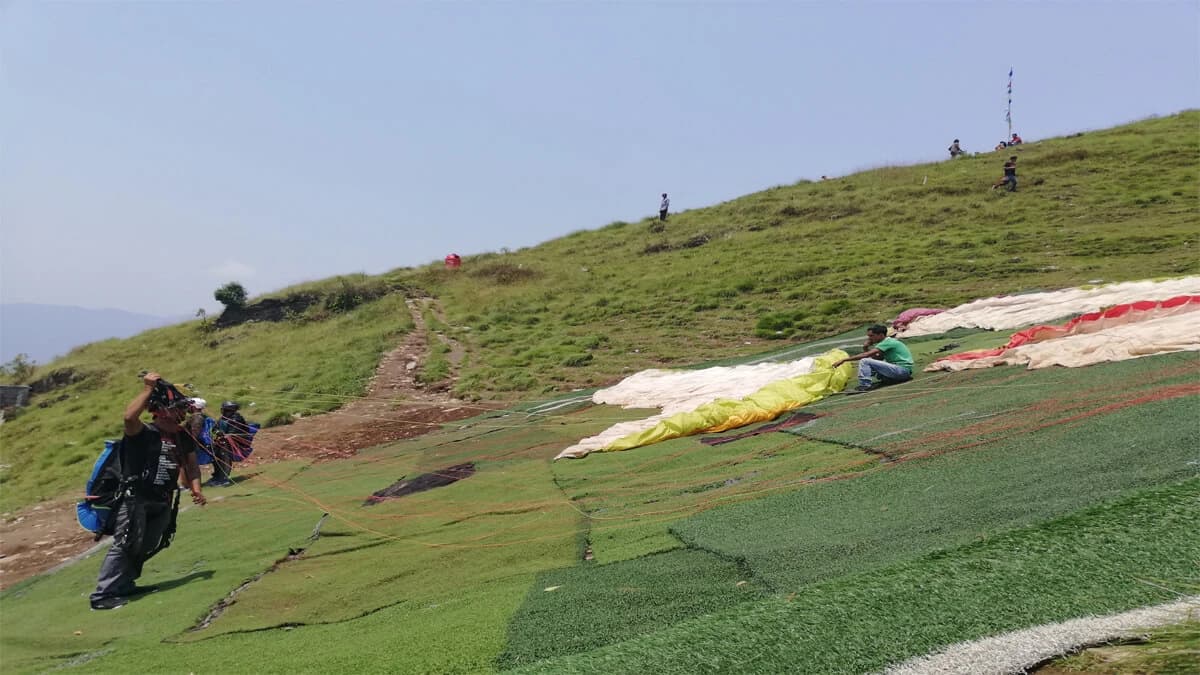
[1010,133,1023,145]
[994,140,1008,152]
[948,139,965,158]
[831,325,914,393]
[659,193,670,221]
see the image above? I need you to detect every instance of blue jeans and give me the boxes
[858,359,912,389]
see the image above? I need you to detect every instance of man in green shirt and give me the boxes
[831,324,915,393]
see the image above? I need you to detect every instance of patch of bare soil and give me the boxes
[0,297,487,589]
[250,297,486,462]
[0,501,96,590]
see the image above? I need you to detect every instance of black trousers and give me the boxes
[210,440,233,481]
[91,497,171,601]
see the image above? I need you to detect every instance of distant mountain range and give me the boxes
[0,303,177,364]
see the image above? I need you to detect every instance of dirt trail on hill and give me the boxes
[252,297,480,462]
[0,296,484,589]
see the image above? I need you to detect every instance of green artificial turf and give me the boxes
[512,479,1200,674]
[502,352,1197,667]
[498,548,767,669]
[0,406,592,673]
[800,350,1199,460]
[674,389,1198,591]
[556,432,871,565]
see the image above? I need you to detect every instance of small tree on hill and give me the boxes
[214,282,248,310]
[0,353,36,384]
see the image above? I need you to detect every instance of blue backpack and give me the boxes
[76,440,130,537]
[77,433,182,554]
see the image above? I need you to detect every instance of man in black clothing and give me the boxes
[89,372,206,610]
[993,156,1018,192]
[207,401,249,487]
[1002,155,1018,191]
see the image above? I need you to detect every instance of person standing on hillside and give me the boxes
[831,325,914,393]
[948,139,965,158]
[206,401,249,487]
[90,372,206,610]
[185,397,218,482]
[659,193,670,221]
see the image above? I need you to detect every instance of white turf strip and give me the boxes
[881,596,1199,675]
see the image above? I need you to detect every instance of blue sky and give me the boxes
[2,1,1197,315]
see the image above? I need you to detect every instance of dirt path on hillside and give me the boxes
[0,296,483,590]
[251,297,479,462]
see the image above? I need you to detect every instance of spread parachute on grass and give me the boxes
[928,294,1200,371]
[896,277,1200,337]
[555,350,853,459]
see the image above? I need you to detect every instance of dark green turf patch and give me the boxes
[673,393,1198,590]
[513,479,1200,674]
[554,433,870,564]
[800,351,1199,459]
[498,548,767,669]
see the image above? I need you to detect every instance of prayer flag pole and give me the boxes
[1006,67,1014,139]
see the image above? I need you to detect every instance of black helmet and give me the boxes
[221,401,239,411]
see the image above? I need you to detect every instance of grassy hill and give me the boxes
[6,112,1197,512]
[0,112,1197,672]
[413,111,1197,395]
[0,277,414,511]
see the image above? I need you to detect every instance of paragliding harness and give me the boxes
[196,418,260,466]
[77,438,184,556]
[76,379,187,558]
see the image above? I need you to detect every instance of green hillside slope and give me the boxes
[2,112,1196,514]
[0,282,413,511]
[409,111,1198,396]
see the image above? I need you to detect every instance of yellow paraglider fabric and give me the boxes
[600,349,854,453]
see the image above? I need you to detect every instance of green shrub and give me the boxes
[0,353,36,384]
[214,281,248,309]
